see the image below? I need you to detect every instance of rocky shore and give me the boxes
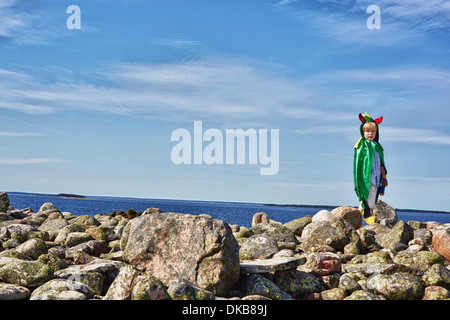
[0,191,449,300]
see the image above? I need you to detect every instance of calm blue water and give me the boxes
[6,192,450,228]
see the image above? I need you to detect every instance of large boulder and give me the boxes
[167,278,214,300]
[283,215,312,236]
[373,200,398,227]
[421,264,450,290]
[367,272,423,300]
[30,278,93,300]
[38,218,69,241]
[103,265,170,300]
[16,238,48,260]
[0,192,10,212]
[273,269,322,297]
[239,274,293,300]
[302,218,357,252]
[239,234,279,260]
[0,259,54,288]
[251,222,299,244]
[122,212,240,295]
[376,220,414,249]
[331,206,362,230]
[431,229,450,261]
[0,283,30,300]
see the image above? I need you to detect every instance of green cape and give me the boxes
[353,113,387,218]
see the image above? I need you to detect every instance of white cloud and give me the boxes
[0,0,66,46]
[0,58,324,124]
[383,127,450,145]
[275,0,450,45]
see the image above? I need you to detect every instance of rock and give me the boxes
[240,256,306,274]
[56,259,125,295]
[367,272,423,300]
[86,226,119,242]
[38,202,61,216]
[376,220,414,249]
[71,215,101,229]
[339,274,362,293]
[65,232,94,248]
[363,250,394,264]
[167,278,214,300]
[0,282,30,300]
[242,294,271,300]
[273,269,322,297]
[0,193,9,213]
[362,223,391,235]
[30,278,93,300]
[373,200,398,227]
[408,220,426,229]
[38,218,69,241]
[312,210,334,222]
[4,224,36,243]
[65,240,109,259]
[321,287,346,300]
[239,274,293,300]
[273,249,294,258]
[431,229,450,261]
[122,212,239,296]
[54,224,86,244]
[393,250,444,271]
[421,264,450,290]
[251,212,270,228]
[283,215,312,236]
[422,285,450,300]
[331,206,362,229]
[297,252,341,276]
[104,265,170,300]
[0,259,54,288]
[302,218,355,252]
[251,223,299,244]
[413,228,432,246]
[344,242,359,255]
[239,234,279,260]
[38,253,69,272]
[343,290,384,300]
[16,238,48,260]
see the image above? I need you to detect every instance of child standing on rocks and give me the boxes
[353,113,388,224]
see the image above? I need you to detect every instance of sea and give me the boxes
[6,192,450,228]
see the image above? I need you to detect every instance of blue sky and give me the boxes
[1,0,450,211]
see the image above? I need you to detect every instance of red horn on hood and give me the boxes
[359,112,367,123]
[358,113,366,123]
[374,116,383,125]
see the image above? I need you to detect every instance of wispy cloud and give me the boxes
[0,158,69,165]
[1,57,449,131]
[383,127,450,145]
[0,132,44,137]
[275,0,450,44]
[0,0,66,46]
[0,58,325,125]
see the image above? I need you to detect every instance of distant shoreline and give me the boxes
[6,191,450,215]
[8,191,93,200]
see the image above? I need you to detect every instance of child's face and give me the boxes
[363,127,377,141]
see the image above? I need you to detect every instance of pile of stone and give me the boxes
[0,192,449,300]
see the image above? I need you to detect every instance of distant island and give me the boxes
[57,193,86,199]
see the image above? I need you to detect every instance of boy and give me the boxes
[353,113,388,224]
